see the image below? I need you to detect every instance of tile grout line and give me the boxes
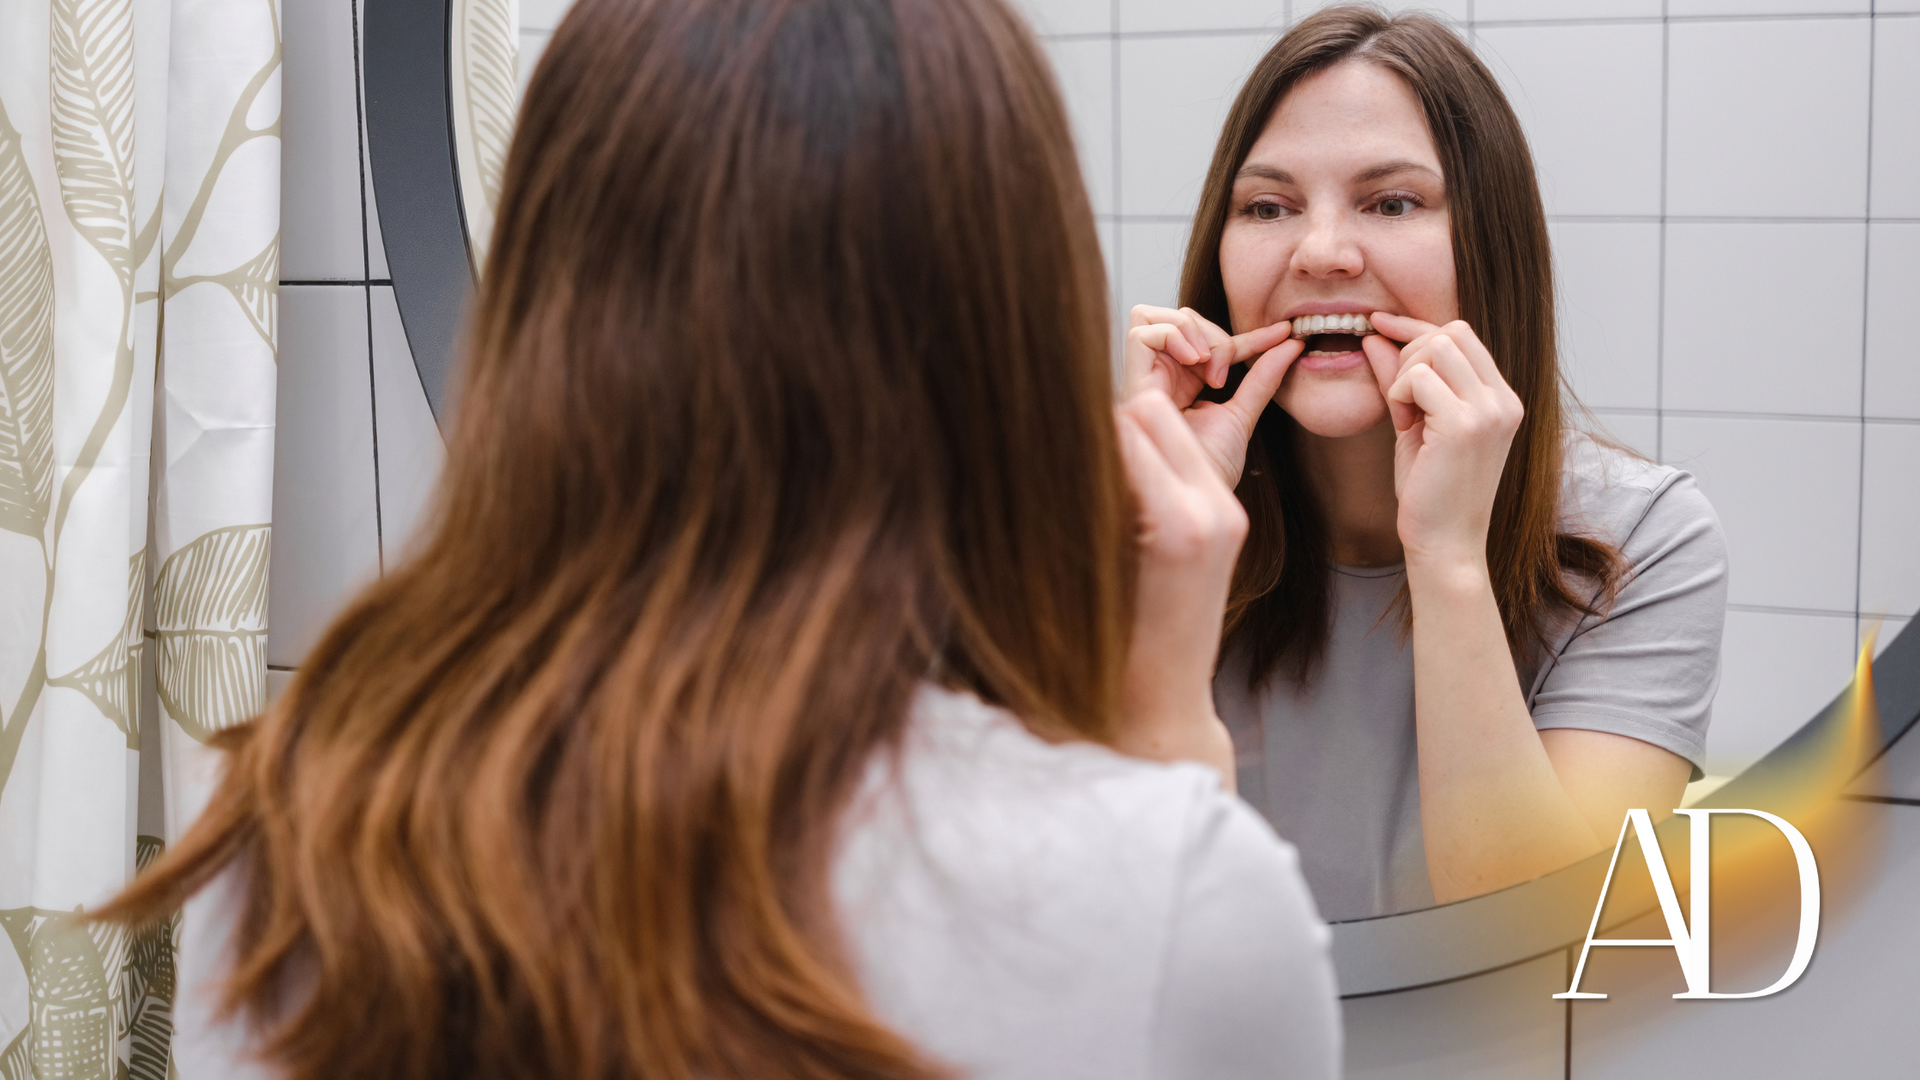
[1855,3,1876,647]
[1655,0,1668,464]
[350,0,386,574]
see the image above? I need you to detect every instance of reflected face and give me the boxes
[1219,61,1456,438]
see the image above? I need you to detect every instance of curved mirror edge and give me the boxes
[366,0,472,426]
[379,0,1920,999]
[1332,613,1920,996]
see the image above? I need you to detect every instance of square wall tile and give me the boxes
[1584,411,1659,460]
[1117,219,1192,313]
[1865,224,1920,420]
[1881,0,1920,11]
[1294,0,1467,22]
[1478,23,1663,217]
[1117,34,1276,217]
[370,288,447,566]
[518,30,551,98]
[1669,0,1868,13]
[1342,952,1565,1079]
[1862,615,1908,661]
[269,286,381,668]
[1119,0,1284,33]
[1662,223,1865,418]
[1010,0,1109,36]
[266,668,294,703]
[1667,19,1870,218]
[1661,415,1859,612]
[1552,222,1661,410]
[1860,422,1920,623]
[281,0,366,279]
[1872,20,1920,219]
[1708,609,1857,774]
[357,7,388,280]
[520,0,576,32]
[1475,0,1662,18]
[1045,38,1114,216]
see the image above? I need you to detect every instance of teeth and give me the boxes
[1290,313,1375,340]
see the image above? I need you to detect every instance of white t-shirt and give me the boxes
[172,684,1341,1079]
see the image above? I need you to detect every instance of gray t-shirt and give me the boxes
[1215,434,1728,921]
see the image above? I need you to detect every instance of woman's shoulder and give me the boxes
[1557,428,1722,553]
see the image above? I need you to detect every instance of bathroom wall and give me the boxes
[272,0,1916,772]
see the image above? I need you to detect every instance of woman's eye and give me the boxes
[1252,202,1284,221]
[1378,197,1413,217]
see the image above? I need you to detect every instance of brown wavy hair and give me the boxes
[1186,5,1621,686]
[101,1,1128,1077]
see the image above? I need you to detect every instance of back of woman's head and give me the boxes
[107,2,1127,1077]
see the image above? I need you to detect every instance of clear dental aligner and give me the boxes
[1289,313,1376,339]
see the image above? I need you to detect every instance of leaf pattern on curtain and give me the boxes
[122,837,178,1080]
[0,908,133,1080]
[155,524,269,742]
[0,99,55,541]
[463,0,516,219]
[49,0,137,290]
[47,550,145,748]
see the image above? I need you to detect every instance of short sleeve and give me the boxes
[1148,794,1341,1080]
[1528,466,1728,779]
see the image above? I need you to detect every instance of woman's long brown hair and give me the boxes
[1185,4,1621,687]
[102,1,1128,1077]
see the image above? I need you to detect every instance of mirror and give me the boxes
[368,0,1920,995]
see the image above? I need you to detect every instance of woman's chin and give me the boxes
[1278,389,1389,440]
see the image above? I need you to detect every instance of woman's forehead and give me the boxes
[1248,62,1440,176]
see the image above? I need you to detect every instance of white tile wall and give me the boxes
[1663,415,1860,613]
[370,288,447,565]
[1661,223,1866,417]
[1668,0,1870,14]
[1477,22,1664,217]
[1666,19,1870,219]
[1044,38,1115,216]
[1551,222,1662,411]
[1117,219,1191,313]
[1872,16,1920,218]
[1860,422,1920,622]
[1476,0,1662,19]
[1865,224,1920,419]
[1117,0,1285,34]
[1711,609,1858,773]
[269,286,381,668]
[1011,0,1109,36]
[280,0,366,279]
[1115,33,1274,218]
[1343,951,1567,1079]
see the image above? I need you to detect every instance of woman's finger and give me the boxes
[1129,303,1181,329]
[1224,336,1302,422]
[1115,407,1182,519]
[1368,310,1440,346]
[1426,335,1485,398]
[1125,390,1224,490]
[1130,305,1211,369]
[1388,361,1464,424]
[1207,320,1293,390]
[1434,320,1504,387]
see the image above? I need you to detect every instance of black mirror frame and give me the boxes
[359,0,1920,997]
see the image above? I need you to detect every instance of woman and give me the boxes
[104,0,1339,1077]
[1128,5,1727,918]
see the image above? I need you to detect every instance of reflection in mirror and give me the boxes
[450,0,520,274]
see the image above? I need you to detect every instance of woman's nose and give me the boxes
[1289,213,1364,280]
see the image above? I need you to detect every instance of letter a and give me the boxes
[1553,808,1820,1000]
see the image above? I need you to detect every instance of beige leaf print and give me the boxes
[122,837,177,1080]
[0,908,120,1080]
[0,1025,25,1080]
[0,98,55,540]
[463,0,516,216]
[47,550,145,747]
[155,524,269,742]
[50,0,137,287]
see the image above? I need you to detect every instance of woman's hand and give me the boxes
[1362,312,1524,570]
[1123,305,1301,489]
[1112,388,1248,786]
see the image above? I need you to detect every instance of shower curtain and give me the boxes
[0,0,279,1073]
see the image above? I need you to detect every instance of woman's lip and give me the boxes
[1293,348,1370,373]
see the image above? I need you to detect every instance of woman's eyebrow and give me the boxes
[1354,160,1441,184]
[1234,163,1293,184]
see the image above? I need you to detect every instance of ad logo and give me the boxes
[1554,808,1820,1000]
